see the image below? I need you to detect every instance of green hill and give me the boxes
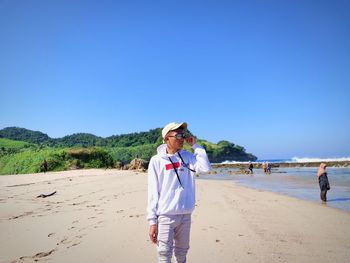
[198,139,257,163]
[0,127,52,144]
[55,133,106,147]
[105,128,162,147]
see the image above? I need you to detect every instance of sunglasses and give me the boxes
[168,133,187,140]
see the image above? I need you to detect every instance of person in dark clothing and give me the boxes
[248,162,254,174]
[266,162,271,174]
[317,163,330,202]
[41,160,48,173]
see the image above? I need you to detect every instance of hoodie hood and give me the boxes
[157,144,185,159]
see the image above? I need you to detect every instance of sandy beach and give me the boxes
[1,169,349,263]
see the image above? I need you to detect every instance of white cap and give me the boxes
[162,122,187,140]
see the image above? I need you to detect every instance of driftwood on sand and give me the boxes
[36,191,57,198]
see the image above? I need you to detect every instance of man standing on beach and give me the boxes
[147,122,211,262]
[41,159,48,173]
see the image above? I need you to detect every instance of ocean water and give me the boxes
[200,167,350,213]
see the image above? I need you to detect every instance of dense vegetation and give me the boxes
[0,127,163,147]
[0,143,114,175]
[0,127,257,175]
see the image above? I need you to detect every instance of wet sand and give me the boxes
[1,169,350,263]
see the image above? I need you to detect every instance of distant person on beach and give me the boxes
[120,161,125,170]
[317,163,330,202]
[147,122,211,262]
[249,162,254,174]
[266,161,271,174]
[41,160,48,173]
[262,162,266,173]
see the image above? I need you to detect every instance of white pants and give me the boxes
[157,214,191,263]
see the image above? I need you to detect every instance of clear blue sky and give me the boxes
[1,0,349,159]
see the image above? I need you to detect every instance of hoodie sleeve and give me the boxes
[147,157,160,225]
[192,143,212,174]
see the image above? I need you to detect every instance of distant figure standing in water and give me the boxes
[248,162,254,174]
[317,163,330,202]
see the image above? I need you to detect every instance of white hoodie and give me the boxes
[147,143,211,225]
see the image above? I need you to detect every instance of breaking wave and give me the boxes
[290,157,350,163]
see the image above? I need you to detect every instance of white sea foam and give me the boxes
[219,157,350,164]
[290,157,350,163]
[222,161,249,164]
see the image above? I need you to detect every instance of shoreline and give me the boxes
[1,169,350,262]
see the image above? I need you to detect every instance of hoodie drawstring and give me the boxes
[168,157,184,188]
[177,152,196,173]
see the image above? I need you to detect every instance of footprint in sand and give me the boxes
[58,237,69,245]
[67,242,81,249]
[9,211,34,220]
[71,201,88,206]
[48,232,55,237]
[129,214,145,218]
